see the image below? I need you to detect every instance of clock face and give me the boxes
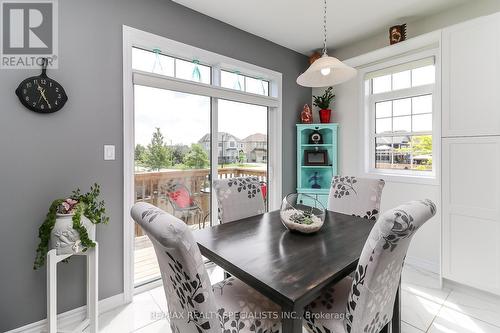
[309,130,323,144]
[15,75,68,113]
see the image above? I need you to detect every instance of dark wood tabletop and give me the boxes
[194,209,376,333]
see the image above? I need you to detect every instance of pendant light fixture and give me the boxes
[297,0,357,87]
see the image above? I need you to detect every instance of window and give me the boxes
[365,56,436,176]
[220,70,269,96]
[124,26,282,295]
[132,47,211,84]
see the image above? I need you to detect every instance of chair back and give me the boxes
[344,200,436,333]
[130,202,220,333]
[328,176,385,221]
[213,176,265,223]
[165,183,196,210]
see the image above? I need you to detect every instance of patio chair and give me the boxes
[213,176,266,223]
[164,183,204,229]
[328,176,385,221]
[303,199,436,333]
[130,202,282,333]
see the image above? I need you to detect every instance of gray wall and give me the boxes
[0,0,310,330]
[332,0,500,60]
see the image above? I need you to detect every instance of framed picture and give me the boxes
[304,150,328,166]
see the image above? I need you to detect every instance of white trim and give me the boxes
[355,47,441,186]
[210,98,219,224]
[133,72,279,108]
[122,25,283,299]
[345,31,441,68]
[134,279,163,295]
[405,256,440,274]
[442,278,500,300]
[5,293,125,333]
[123,27,135,304]
[123,26,281,86]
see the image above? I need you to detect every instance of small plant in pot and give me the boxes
[313,86,335,123]
[33,183,109,269]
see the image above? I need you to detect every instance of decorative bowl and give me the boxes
[280,193,326,234]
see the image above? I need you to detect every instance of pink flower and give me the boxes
[60,198,79,213]
[66,198,78,206]
[62,202,71,212]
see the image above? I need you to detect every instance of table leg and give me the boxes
[47,250,57,333]
[88,244,98,333]
[391,279,402,333]
[282,305,303,333]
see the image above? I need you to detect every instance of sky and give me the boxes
[134,85,268,147]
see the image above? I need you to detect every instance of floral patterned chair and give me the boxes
[213,177,266,223]
[303,199,436,333]
[164,183,204,228]
[328,176,385,221]
[131,202,281,333]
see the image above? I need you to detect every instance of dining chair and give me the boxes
[303,199,436,333]
[164,183,204,228]
[130,202,281,333]
[213,176,266,223]
[328,176,385,221]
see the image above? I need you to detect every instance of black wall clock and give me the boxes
[15,58,68,113]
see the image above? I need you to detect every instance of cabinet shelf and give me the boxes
[301,144,333,147]
[301,165,331,168]
[296,123,338,208]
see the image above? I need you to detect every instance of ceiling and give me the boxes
[173,0,470,55]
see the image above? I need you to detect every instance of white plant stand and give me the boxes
[47,243,98,333]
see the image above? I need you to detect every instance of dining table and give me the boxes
[193,209,401,333]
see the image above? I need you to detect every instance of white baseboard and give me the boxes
[405,256,439,274]
[6,293,126,333]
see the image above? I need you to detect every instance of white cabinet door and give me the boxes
[442,13,500,137]
[442,136,500,295]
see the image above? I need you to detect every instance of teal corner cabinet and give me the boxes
[296,123,339,208]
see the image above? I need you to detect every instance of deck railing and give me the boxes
[134,167,267,235]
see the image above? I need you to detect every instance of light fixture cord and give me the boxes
[322,0,328,55]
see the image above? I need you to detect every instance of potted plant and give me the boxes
[313,87,335,123]
[34,183,109,269]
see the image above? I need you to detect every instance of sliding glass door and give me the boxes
[218,100,269,208]
[134,85,212,285]
[124,33,282,294]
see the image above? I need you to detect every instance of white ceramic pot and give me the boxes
[50,213,96,255]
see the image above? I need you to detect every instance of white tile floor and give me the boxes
[84,265,500,333]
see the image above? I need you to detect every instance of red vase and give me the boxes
[319,109,331,123]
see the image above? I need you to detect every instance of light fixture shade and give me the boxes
[297,55,357,87]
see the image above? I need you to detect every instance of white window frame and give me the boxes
[122,26,282,301]
[357,46,441,185]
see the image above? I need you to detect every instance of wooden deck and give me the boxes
[134,224,207,285]
[134,236,160,285]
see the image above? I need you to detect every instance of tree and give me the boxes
[238,150,246,165]
[170,144,189,166]
[145,128,171,170]
[394,135,432,170]
[183,144,209,169]
[412,135,432,155]
[135,144,147,165]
